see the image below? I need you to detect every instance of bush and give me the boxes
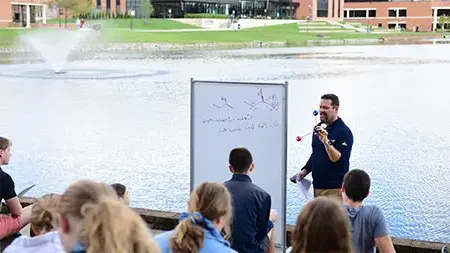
[184,13,228,19]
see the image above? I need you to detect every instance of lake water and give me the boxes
[0,44,449,243]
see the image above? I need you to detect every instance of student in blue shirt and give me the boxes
[224,148,277,253]
[155,182,237,253]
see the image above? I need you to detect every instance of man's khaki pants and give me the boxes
[313,188,343,203]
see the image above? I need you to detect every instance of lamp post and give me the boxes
[168,8,172,18]
[129,9,135,30]
[59,8,63,28]
[307,5,311,33]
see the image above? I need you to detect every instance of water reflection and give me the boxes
[0,44,449,243]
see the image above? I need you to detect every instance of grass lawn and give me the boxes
[39,18,199,29]
[0,29,32,47]
[45,18,75,24]
[99,23,389,45]
[0,22,447,48]
[96,18,200,30]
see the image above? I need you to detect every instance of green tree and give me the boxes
[48,0,89,26]
[74,0,93,18]
[141,0,154,23]
[439,15,446,32]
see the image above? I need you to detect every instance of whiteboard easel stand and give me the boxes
[189,78,288,252]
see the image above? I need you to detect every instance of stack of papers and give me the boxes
[296,178,312,199]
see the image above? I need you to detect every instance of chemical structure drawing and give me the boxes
[213,97,233,109]
[244,88,278,112]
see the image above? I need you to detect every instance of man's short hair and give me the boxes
[0,136,11,151]
[229,147,253,173]
[343,169,371,202]
[321,94,340,107]
[110,183,126,198]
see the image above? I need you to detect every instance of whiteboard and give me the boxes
[190,79,287,251]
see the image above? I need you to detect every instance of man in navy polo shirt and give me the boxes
[290,94,353,201]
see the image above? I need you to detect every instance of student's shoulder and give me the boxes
[0,170,14,186]
[201,241,238,253]
[361,205,383,212]
[361,205,386,220]
[4,232,65,253]
[154,230,174,242]
[251,183,271,199]
[0,169,12,180]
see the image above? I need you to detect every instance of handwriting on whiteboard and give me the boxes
[201,114,279,134]
[202,114,254,124]
[218,120,279,134]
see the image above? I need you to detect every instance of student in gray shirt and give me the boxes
[341,169,396,253]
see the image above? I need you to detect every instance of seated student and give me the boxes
[111,183,130,206]
[0,136,32,240]
[4,193,65,253]
[223,147,277,253]
[7,180,160,253]
[342,169,396,253]
[30,193,62,236]
[287,197,352,253]
[155,182,237,253]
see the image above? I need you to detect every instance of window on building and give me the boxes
[126,0,142,17]
[368,10,376,17]
[348,10,366,18]
[437,9,450,16]
[398,9,406,17]
[378,23,382,27]
[317,0,328,17]
[107,0,111,10]
[344,10,348,18]
[388,23,406,29]
[388,9,396,17]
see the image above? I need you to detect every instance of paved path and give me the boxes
[113,28,234,32]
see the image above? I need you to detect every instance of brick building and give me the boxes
[295,0,450,31]
[0,0,50,27]
[92,0,297,19]
[1,0,449,30]
[343,1,450,31]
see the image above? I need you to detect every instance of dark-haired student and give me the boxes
[342,169,396,253]
[224,147,277,253]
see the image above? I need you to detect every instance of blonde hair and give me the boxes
[290,197,352,253]
[170,182,232,253]
[58,180,160,253]
[30,193,61,235]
